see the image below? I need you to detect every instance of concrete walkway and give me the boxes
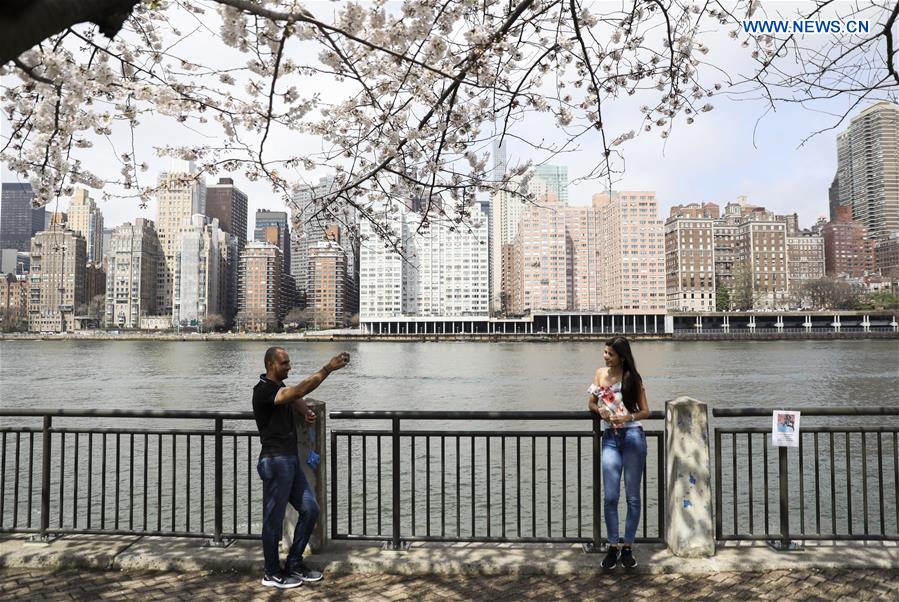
[1,534,897,599]
[4,566,897,600]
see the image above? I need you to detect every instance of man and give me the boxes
[252,346,349,589]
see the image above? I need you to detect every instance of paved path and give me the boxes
[3,567,897,600]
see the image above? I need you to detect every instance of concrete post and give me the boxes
[665,397,715,557]
[284,398,327,553]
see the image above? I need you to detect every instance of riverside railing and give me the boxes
[713,407,899,548]
[0,409,261,544]
[328,410,666,550]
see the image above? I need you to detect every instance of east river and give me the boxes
[1,339,897,411]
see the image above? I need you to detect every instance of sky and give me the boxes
[1,1,893,236]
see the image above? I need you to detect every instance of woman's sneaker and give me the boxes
[261,572,303,589]
[619,547,638,569]
[601,546,619,570]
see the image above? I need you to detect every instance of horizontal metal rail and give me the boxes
[1,409,254,419]
[330,410,666,420]
[714,408,899,417]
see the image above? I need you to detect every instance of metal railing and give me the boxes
[5,406,898,551]
[328,410,666,550]
[713,408,899,548]
[0,409,262,543]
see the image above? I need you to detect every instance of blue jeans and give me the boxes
[257,453,320,575]
[602,427,647,545]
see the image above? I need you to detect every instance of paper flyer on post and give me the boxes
[772,411,801,447]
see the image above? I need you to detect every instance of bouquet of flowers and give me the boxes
[589,384,629,428]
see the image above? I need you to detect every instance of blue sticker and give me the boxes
[683,499,693,508]
[689,474,696,485]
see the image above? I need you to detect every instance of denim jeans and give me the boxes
[257,453,320,575]
[602,426,647,545]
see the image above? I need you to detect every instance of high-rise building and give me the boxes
[489,175,550,313]
[403,204,489,317]
[291,187,316,294]
[492,138,507,183]
[508,193,569,314]
[1,183,45,252]
[534,165,569,204]
[875,232,899,279]
[307,233,348,329]
[256,214,300,313]
[66,188,104,263]
[206,177,248,247]
[786,231,825,293]
[205,178,245,326]
[708,202,789,309]
[216,230,239,327]
[291,176,360,310]
[101,227,115,260]
[84,263,106,312]
[828,174,840,222]
[358,203,488,319]
[174,215,227,330]
[836,101,899,240]
[105,218,162,328]
[822,205,876,277]
[237,242,282,332]
[359,211,403,319]
[254,209,289,269]
[592,192,666,312]
[504,190,665,314]
[155,161,206,318]
[665,206,717,312]
[28,224,87,332]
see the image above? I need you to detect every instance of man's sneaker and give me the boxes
[620,546,638,569]
[261,572,303,589]
[601,546,619,570]
[288,561,324,583]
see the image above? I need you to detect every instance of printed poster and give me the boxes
[772,410,800,447]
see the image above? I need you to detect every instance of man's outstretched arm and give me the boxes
[275,352,350,406]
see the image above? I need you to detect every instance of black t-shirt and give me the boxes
[252,375,297,457]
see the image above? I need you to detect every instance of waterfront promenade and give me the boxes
[1,534,897,600]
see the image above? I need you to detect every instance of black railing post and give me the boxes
[387,417,408,550]
[779,447,789,546]
[768,445,801,550]
[714,429,722,540]
[37,415,52,541]
[584,417,603,552]
[330,429,337,542]
[212,417,224,546]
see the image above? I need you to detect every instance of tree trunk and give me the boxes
[1,0,139,66]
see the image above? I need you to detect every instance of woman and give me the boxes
[587,336,650,570]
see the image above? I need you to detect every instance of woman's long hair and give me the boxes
[606,336,642,412]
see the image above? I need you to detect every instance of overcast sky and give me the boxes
[1,1,890,235]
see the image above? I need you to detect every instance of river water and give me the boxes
[1,339,896,411]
